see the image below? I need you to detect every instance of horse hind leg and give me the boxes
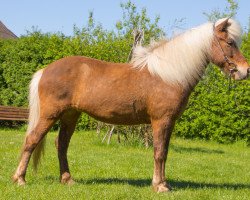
[57,110,80,185]
[12,117,57,185]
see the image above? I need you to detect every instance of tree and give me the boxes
[203,0,238,22]
[115,0,164,44]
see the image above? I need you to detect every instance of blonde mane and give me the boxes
[131,18,242,87]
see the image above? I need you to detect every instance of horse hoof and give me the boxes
[153,182,172,193]
[12,175,26,186]
[61,177,75,185]
[66,178,75,185]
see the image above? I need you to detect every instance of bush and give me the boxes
[0,32,132,130]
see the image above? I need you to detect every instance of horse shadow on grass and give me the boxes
[44,175,249,190]
[73,177,250,190]
[170,144,225,154]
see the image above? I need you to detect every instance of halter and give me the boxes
[213,24,238,76]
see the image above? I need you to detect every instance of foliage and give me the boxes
[174,65,250,144]
[116,0,164,43]
[203,0,239,22]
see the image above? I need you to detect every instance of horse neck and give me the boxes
[132,22,214,89]
[155,38,212,88]
[186,56,211,90]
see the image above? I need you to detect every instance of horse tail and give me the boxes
[26,69,44,171]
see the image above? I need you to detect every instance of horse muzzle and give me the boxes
[232,66,250,80]
[247,67,250,76]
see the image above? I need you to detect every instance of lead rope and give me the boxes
[227,72,232,94]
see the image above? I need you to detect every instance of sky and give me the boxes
[0,0,249,37]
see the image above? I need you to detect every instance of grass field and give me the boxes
[0,130,249,200]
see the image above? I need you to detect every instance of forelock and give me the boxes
[215,18,243,46]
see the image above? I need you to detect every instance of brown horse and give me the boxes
[13,18,249,192]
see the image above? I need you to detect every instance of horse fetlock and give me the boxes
[12,174,26,186]
[60,173,75,185]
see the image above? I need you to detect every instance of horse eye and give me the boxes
[227,40,234,46]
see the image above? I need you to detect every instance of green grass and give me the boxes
[0,130,249,200]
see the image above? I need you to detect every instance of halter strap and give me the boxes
[213,24,238,74]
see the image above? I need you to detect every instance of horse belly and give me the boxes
[79,96,150,125]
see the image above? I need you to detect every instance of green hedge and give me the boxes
[0,11,250,144]
[174,65,250,143]
[0,32,249,143]
[0,31,133,130]
[0,32,132,106]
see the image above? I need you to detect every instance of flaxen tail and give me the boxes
[26,69,44,171]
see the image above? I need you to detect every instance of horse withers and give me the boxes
[13,18,249,192]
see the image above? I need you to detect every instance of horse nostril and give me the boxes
[247,68,250,74]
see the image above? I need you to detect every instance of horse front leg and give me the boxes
[151,118,174,192]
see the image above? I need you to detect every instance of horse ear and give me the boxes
[215,18,231,32]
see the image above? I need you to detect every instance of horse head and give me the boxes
[211,18,250,80]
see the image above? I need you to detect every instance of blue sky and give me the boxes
[1,0,249,37]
